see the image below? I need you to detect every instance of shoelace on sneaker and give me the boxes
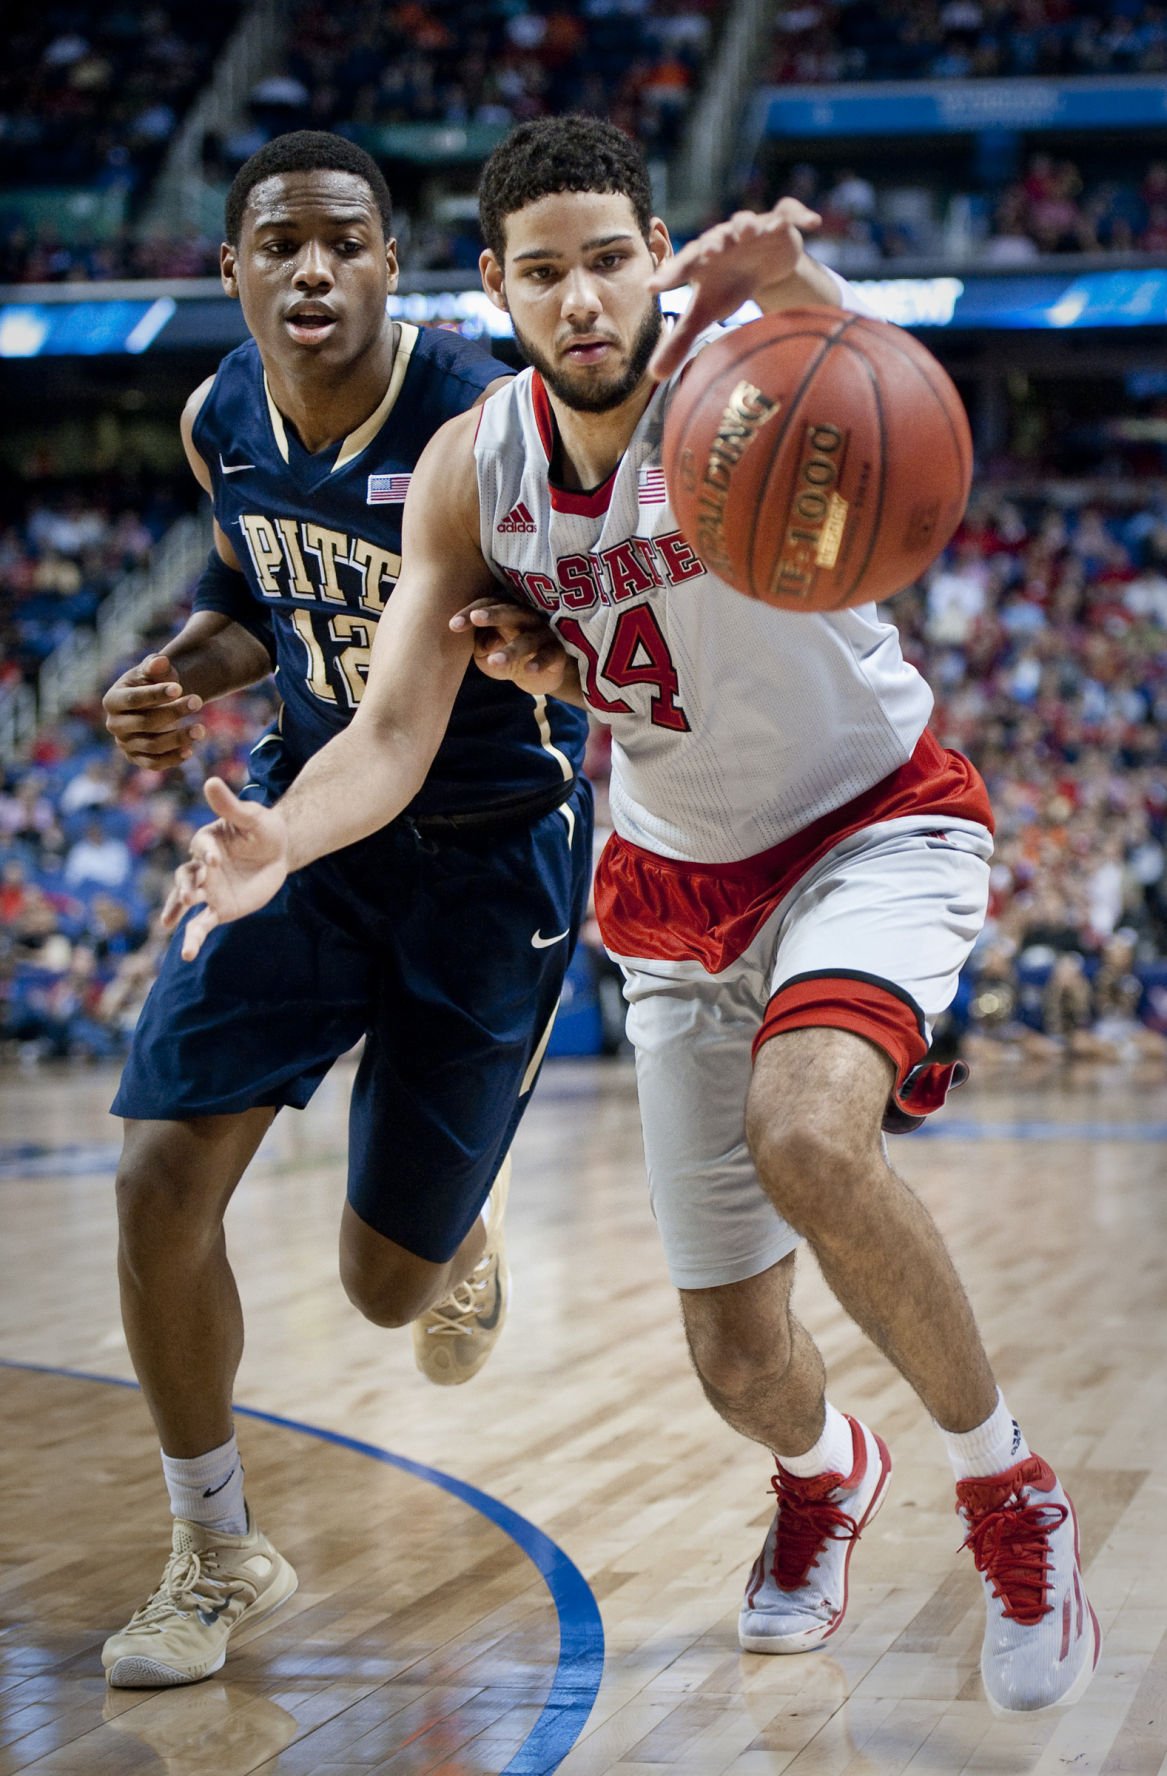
[958,1474,1067,1625]
[770,1469,860,1590]
[423,1254,495,1339]
[127,1549,243,1627]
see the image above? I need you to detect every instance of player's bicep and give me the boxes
[213,520,243,570]
[181,377,217,495]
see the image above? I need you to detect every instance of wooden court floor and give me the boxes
[1,1054,1166,1775]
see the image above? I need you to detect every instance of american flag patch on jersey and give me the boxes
[638,466,668,504]
[367,473,412,503]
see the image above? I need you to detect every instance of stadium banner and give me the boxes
[756,75,1167,138]
[3,268,1167,358]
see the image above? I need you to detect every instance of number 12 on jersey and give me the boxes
[558,607,689,731]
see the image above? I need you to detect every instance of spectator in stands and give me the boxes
[63,817,131,892]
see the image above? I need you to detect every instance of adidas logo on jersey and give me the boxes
[498,501,537,533]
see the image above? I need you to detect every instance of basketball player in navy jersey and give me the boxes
[98,131,591,1689]
[167,119,1101,1717]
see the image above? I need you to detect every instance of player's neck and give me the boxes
[546,376,656,492]
[263,324,399,456]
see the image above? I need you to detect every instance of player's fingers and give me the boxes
[649,305,710,381]
[109,724,199,757]
[119,741,195,772]
[450,599,530,632]
[771,199,821,231]
[203,775,254,825]
[105,681,188,716]
[106,699,199,736]
[180,905,220,962]
[161,860,204,929]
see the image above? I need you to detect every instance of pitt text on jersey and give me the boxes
[237,511,401,711]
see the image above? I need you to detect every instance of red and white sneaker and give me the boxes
[957,1454,1102,1715]
[738,1416,892,1653]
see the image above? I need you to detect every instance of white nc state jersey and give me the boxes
[474,331,934,864]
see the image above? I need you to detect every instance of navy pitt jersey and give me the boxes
[192,323,586,817]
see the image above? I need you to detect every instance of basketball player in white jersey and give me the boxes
[167,118,1099,1715]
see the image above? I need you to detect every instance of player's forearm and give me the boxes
[277,719,432,873]
[160,613,273,702]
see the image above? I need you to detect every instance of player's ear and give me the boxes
[385,237,400,294]
[480,249,507,311]
[648,218,672,272]
[220,241,239,299]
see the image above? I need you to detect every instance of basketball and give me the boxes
[661,307,973,612]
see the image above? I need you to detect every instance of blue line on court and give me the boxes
[0,1357,604,1774]
[913,1119,1167,1141]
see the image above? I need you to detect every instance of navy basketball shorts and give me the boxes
[113,778,594,1262]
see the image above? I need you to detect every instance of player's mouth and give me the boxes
[285,306,339,344]
[561,336,617,366]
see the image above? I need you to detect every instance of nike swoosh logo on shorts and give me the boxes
[531,929,569,948]
[219,456,256,474]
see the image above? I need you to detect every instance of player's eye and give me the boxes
[336,239,364,255]
[596,253,626,270]
[525,265,556,281]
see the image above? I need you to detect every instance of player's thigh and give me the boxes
[767,818,991,1046]
[116,1107,276,1253]
[112,874,373,1122]
[347,784,593,1262]
[621,954,801,1292]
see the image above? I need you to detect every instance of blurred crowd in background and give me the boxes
[6,0,1167,281]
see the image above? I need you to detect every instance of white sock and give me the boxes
[160,1433,247,1535]
[775,1401,856,1480]
[939,1390,1030,1481]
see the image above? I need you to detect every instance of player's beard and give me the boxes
[512,300,663,413]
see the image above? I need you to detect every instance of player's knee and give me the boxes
[746,1098,867,1234]
[339,1243,434,1328]
[682,1287,794,1409]
[115,1150,226,1273]
[687,1314,794,1411]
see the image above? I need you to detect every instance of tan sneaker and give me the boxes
[102,1510,297,1687]
[412,1156,511,1386]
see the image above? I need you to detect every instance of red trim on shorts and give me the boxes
[753,973,968,1131]
[753,975,926,1079]
[595,731,992,973]
[531,372,619,516]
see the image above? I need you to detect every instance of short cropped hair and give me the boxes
[478,116,654,260]
[225,131,393,244]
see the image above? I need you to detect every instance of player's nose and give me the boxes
[292,240,334,290]
[560,268,602,324]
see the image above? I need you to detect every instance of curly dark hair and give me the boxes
[478,117,654,260]
[225,131,393,245]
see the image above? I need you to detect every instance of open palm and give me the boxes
[163,778,290,959]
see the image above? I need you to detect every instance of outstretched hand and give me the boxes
[647,200,822,382]
[162,777,290,960]
[450,596,568,696]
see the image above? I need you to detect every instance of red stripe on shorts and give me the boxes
[753,974,926,1080]
[595,731,991,974]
